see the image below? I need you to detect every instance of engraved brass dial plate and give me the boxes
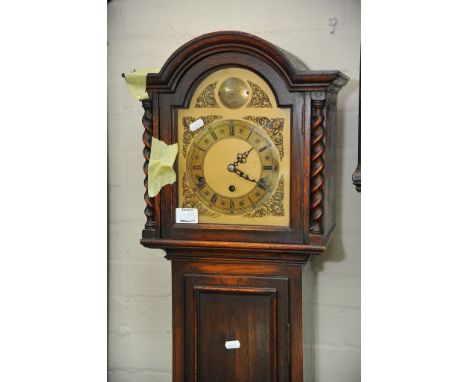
[177,68,290,227]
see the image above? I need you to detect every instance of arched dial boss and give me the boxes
[186,119,280,215]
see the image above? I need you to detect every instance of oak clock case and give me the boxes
[135,32,348,382]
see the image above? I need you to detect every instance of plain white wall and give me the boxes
[108,0,360,381]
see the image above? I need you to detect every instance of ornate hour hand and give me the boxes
[227,147,254,170]
[236,147,253,164]
[226,146,254,175]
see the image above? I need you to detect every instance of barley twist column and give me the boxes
[310,96,326,234]
[141,96,156,230]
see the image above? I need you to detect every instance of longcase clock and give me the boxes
[134,31,348,382]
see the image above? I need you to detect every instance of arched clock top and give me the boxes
[188,68,279,109]
[146,31,349,93]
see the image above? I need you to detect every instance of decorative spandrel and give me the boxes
[181,115,222,157]
[181,174,220,217]
[243,116,284,160]
[246,81,272,108]
[245,176,285,218]
[195,82,220,108]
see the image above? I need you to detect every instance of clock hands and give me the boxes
[236,147,253,164]
[227,147,268,189]
[228,147,253,168]
[227,147,254,171]
[232,167,258,184]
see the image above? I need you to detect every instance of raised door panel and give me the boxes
[184,275,290,382]
[198,288,274,381]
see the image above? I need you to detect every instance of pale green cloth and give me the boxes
[123,68,176,196]
[123,67,159,101]
[148,138,178,197]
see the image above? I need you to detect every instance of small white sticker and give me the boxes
[189,118,204,131]
[176,208,198,224]
[225,340,241,350]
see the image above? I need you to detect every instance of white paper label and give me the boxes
[225,340,241,350]
[176,208,198,224]
[189,118,204,131]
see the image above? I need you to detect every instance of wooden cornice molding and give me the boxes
[146,31,349,93]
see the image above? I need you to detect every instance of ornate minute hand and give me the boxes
[227,162,266,189]
[234,168,268,190]
[233,167,258,184]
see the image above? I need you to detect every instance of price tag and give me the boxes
[225,340,241,350]
[189,118,204,131]
[176,208,198,224]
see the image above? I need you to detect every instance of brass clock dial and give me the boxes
[186,119,280,215]
[177,67,291,227]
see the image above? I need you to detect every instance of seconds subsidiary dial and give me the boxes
[186,119,280,215]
